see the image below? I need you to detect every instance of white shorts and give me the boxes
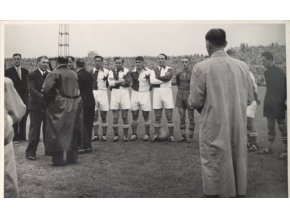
[131,90,151,111]
[153,88,175,109]
[93,90,109,111]
[247,100,257,118]
[110,88,131,110]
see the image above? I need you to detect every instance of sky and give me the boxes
[4,22,286,58]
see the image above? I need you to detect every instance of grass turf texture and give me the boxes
[12,87,288,197]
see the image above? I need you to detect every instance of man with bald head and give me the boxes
[189,28,254,197]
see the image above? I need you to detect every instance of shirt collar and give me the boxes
[38,68,45,75]
[94,67,104,72]
[210,50,227,58]
[159,66,166,70]
[14,65,21,70]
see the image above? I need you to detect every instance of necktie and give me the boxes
[17,67,22,80]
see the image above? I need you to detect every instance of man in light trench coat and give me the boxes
[189,28,254,197]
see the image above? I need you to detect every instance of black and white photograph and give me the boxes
[2,21,288,199]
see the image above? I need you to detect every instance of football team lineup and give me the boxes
[4,27,287,198]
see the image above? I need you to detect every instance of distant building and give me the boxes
[88,51,98,59]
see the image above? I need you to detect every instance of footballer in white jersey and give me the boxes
[150,54,175,142]
[91,55,110,141]
[108,57,131,142]
[129,56,152,141]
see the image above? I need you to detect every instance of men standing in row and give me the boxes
[129,56,152,141]
[76,59,95,154]
[150,54,175,142]
[175,57,195,143]
[5,53,29,142]
[258,52,287,159]
[108,57,131,142]
[91,55,110,141]
[42,57,82,166]
[25,56,49,160]
[189,28,254,197]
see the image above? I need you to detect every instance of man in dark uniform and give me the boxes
[5,53,29,141]
[258,52,287,159]
[25,56,49,160]
[175,57,195,143]
[42,57,82,166]
[76,59,95,154]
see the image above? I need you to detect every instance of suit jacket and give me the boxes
[5,66,29,106]
[77,68,95,108]
[28,69,48,111]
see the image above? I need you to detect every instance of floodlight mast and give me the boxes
[58,24,70,57]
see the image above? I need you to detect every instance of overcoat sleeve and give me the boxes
[4,78,26,123]
[42,71,56,93]
[188,66,206,113]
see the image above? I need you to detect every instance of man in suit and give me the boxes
[5,53,29,141]
[25,56,49,160]
[76,59,95,154]
[189,28,254,197]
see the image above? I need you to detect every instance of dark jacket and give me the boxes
[28,69,48,111]
[5,66,29,105]
[263,65,287,119]
[77,68,95,108]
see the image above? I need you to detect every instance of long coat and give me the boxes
[263,65,287,119]
[42,65,83,153]
[189,50,254,197]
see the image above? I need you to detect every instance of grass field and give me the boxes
[12,87,288,197]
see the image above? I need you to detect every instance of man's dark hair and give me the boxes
[57,56,68,65]
[158,53,167,60]
[76,59,86,68]
[13,53,22,58]
[114,56,124,63]
[135,56,144,61]
[68,56,75,62]
[37,55,49,63]
[205,28,227,47]
[94,55,104,61]
[261,52,274,61]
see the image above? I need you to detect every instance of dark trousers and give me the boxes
[52,150,78,166]
[267,117,287,147]
[26,110,46,156]
[81,105,94,149]
[13,111,28,140]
